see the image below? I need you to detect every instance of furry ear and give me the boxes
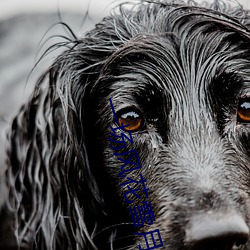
[2,20,123,248]
[4,68,96,249]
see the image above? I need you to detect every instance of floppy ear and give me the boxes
[4,67,98,248]
[2,18,125,249]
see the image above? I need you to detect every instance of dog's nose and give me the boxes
[185,213,249,250]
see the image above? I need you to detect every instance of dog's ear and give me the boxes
[3,17,123,248]
[5,67,98,248]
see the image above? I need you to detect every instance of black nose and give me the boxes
[185,213,249,250]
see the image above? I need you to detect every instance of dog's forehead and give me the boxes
[102,5,250,102]
[90,2,250,128]
[106,35,248,101]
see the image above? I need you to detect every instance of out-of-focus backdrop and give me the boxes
[0,0,118,170]
[0,0,250,173]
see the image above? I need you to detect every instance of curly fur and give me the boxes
[2,0,250,249]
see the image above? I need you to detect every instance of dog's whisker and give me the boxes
[92,222,134,238]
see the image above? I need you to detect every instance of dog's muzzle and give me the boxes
[185,213,249,250]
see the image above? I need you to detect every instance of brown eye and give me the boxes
[118,110,144,132]
[237,99,250,123]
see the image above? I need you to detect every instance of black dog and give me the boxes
[2,0,250,249]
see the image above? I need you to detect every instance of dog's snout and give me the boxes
[185,213,249,250]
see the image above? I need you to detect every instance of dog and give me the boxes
[1,0,250,249]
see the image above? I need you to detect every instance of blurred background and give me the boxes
[0,0,250,173]
[0,0,119,171]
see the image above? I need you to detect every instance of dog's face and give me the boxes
[85,3,250,250]
[4,1,250,250]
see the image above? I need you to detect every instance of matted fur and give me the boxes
[2,0,250,249]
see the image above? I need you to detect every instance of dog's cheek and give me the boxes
[235,128,250,158]
[103,133,154,192]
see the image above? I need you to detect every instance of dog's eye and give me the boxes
[237,99,250,123]
[118,110,144,132]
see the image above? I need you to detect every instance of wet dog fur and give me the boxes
[2,0,250,249]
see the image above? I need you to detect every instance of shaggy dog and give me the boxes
[2,0,250,249]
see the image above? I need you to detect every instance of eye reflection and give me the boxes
[118,110,144,132]
[237,98,250,123]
